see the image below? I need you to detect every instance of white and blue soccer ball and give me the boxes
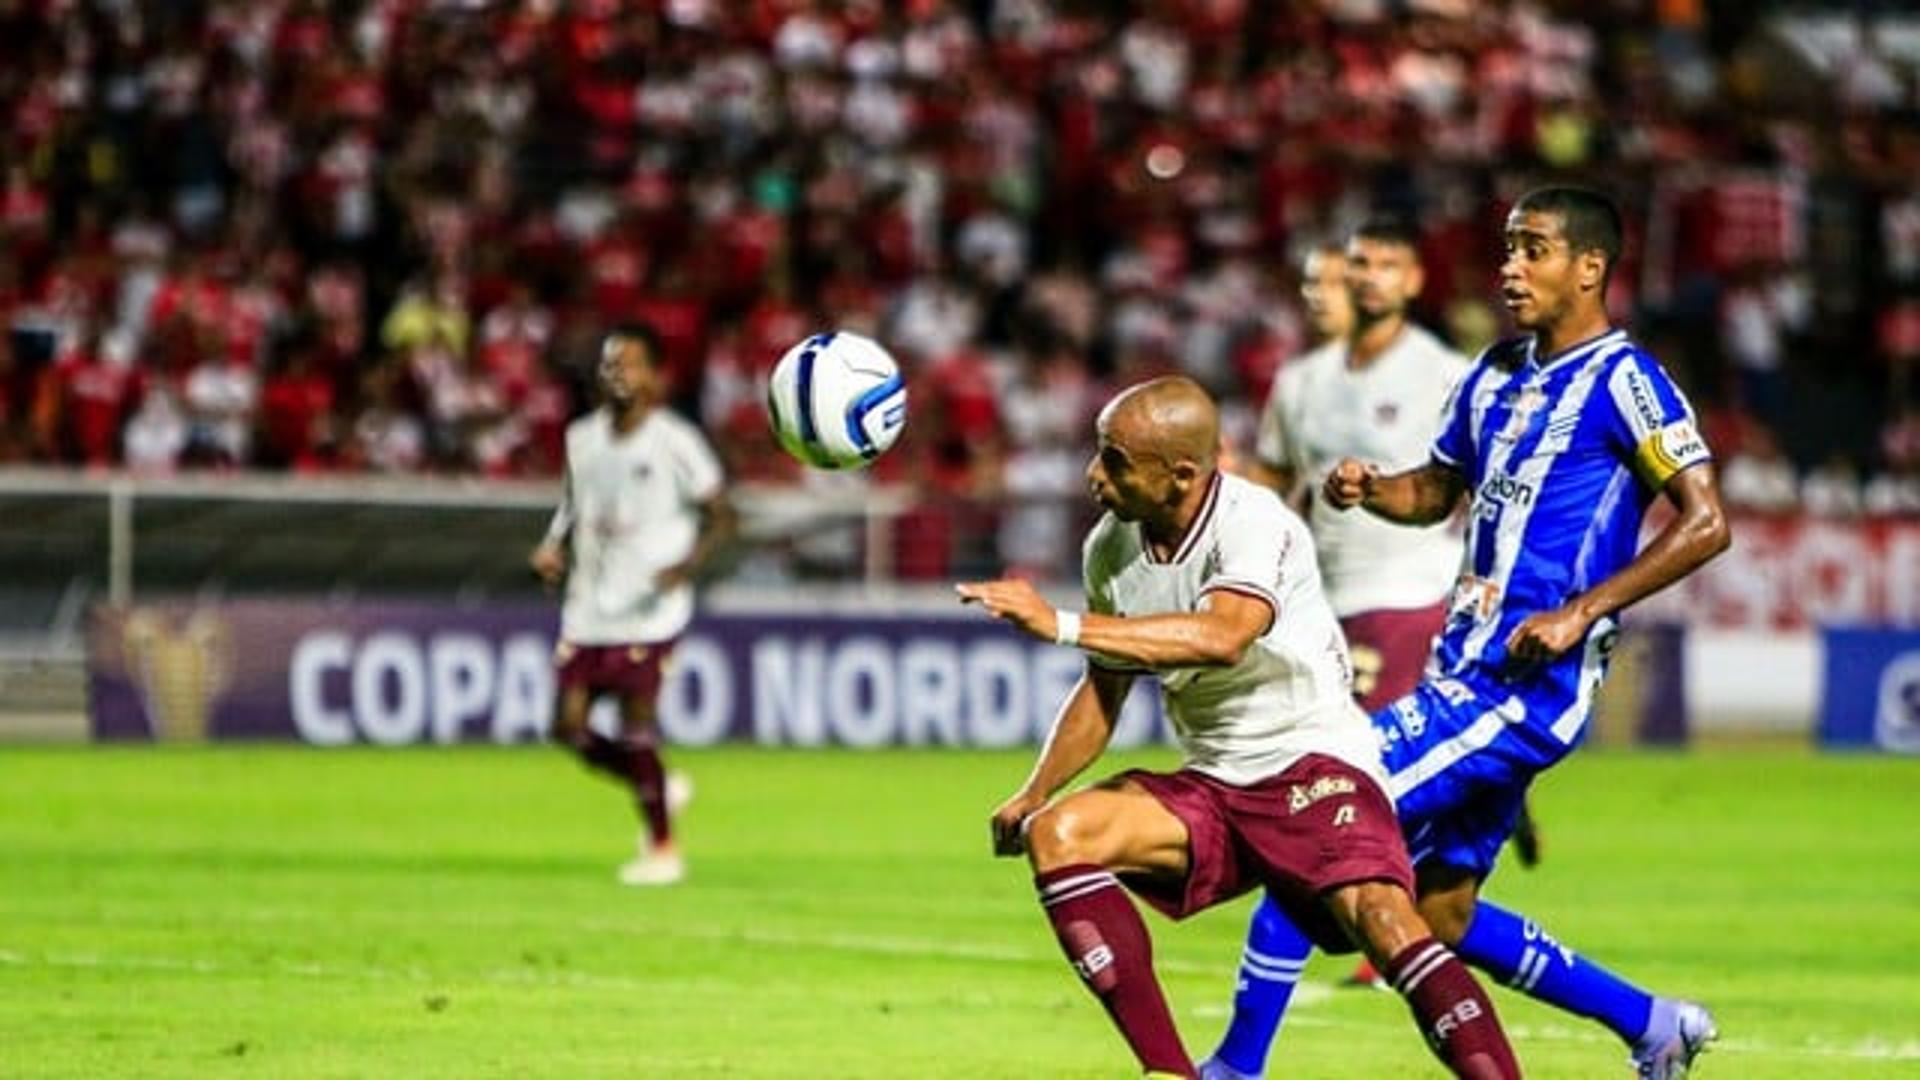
[767,331,907,470]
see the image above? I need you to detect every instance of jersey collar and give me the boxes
[1526,328,1627,373]
[1142,471,1222,565]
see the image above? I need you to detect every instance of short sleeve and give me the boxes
[1197,491,1289,629]
[673,420,726,503]
[1599,352,1712,489]
[1430,362,1482,472]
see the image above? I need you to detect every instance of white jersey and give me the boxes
[1081,473,1382,787]
[546,406,724,644]
[1257,325,1469,616]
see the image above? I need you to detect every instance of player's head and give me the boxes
[1502,186,1622,332]
[1345,218,1425,328]
[1299,243,1354,342]
[599,322,663,406]
[1087,376,1219,524]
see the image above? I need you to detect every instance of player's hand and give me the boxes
[955,578,1058,642]
[529,542,567,586]
[1322,459,1378,510]
[990,789,1049,857]
[1504,602,1594,665]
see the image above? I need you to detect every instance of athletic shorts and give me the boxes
[1375,678,1576,879]
[554,639,676,699]
[1340,602,1447,712]
[1120,753,1414,954]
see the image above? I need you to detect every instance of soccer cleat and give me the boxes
[666,770,694,815]
[1631,999,1717,1079]
[617,846,685,886]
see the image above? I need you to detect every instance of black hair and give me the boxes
[1513,186,1623,278]
[1350,217,1423,253]
[604,321,663,367]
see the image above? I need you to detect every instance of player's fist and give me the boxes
[1322,458,1377,510]
[529,542,567,585]
[990,790,1049,857]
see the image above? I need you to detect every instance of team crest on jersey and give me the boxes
[1375,402,1399,425]
[1496,386,1549,443]
[1288,775,1357,813]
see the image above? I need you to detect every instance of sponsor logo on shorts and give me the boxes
[1288,775,1357,813]
[1332,804,1357,827]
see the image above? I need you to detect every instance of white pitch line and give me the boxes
[6,945,1916,1064]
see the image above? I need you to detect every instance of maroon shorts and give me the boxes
[1341,602,1447,712]
[1120,753,1414,953]
[554,639,676,700]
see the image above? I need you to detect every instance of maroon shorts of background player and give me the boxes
[555,639,676,699]
[1118,753,1413,954]
[1341,601,1447,712]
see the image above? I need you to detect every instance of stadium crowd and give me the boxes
[2,1,1918,577]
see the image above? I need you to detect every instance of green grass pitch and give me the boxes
[2,744,1916,1077]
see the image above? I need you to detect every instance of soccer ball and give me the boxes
[767,331,908,470]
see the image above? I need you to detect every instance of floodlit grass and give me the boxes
[2,744,1916,1077]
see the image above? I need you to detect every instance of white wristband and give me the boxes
[1053,610,1083,648]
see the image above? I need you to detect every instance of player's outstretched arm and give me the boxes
[1507,463,1731,662]
[956,579,1270,669]
[1324,458,1466,525]
[990,667,1132,856]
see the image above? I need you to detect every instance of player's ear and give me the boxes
[1577,250,1606,293]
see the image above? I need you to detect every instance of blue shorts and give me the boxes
[1373,677,1582,879]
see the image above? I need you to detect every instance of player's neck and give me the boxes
[609,398,654,434]
[1143,471,1217,560]
[1346,314,1406,370]
[1534,308,1614,361]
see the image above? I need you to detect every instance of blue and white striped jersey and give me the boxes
[1425,329,1711,740]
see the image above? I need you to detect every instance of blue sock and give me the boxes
[1456,899,1654,1044]
[1209,894,1312,1078]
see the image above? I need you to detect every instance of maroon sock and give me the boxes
[622,734,671,847]
[1384,938,1522,1079]
[569,731,629,782]
[1035,864,1192,1078]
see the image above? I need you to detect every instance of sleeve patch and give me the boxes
[1634,419,1711,486]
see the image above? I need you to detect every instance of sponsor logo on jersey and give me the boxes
[1288,774,1358,813]
[1625,367,1665,432]
[1477,472,1536,510]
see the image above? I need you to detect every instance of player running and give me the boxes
[1204,187,1731,1080]
[960,376,1521,1079]
[531,322,735,886]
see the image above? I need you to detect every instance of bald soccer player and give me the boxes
[957,377,1521,1080]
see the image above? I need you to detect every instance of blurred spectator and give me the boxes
[1719,422,1799,513]
[1801,453,1864,518]
[0,0,1915,573]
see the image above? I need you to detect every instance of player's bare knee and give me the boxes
[1024,802,1109,872]
[1347,881,1427,956]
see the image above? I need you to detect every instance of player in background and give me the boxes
[1247,224,1543,1006]
[530,322,736,886]
[1204,188,1731,1080]
[959,376,1521,1080]
[1242,242,1352,493]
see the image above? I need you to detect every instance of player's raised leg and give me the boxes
[1420,868,1717,1079]
[1023,782,1197,1078]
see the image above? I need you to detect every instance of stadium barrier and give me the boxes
[1818,629,1920,753]
[88,599,1176,748]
